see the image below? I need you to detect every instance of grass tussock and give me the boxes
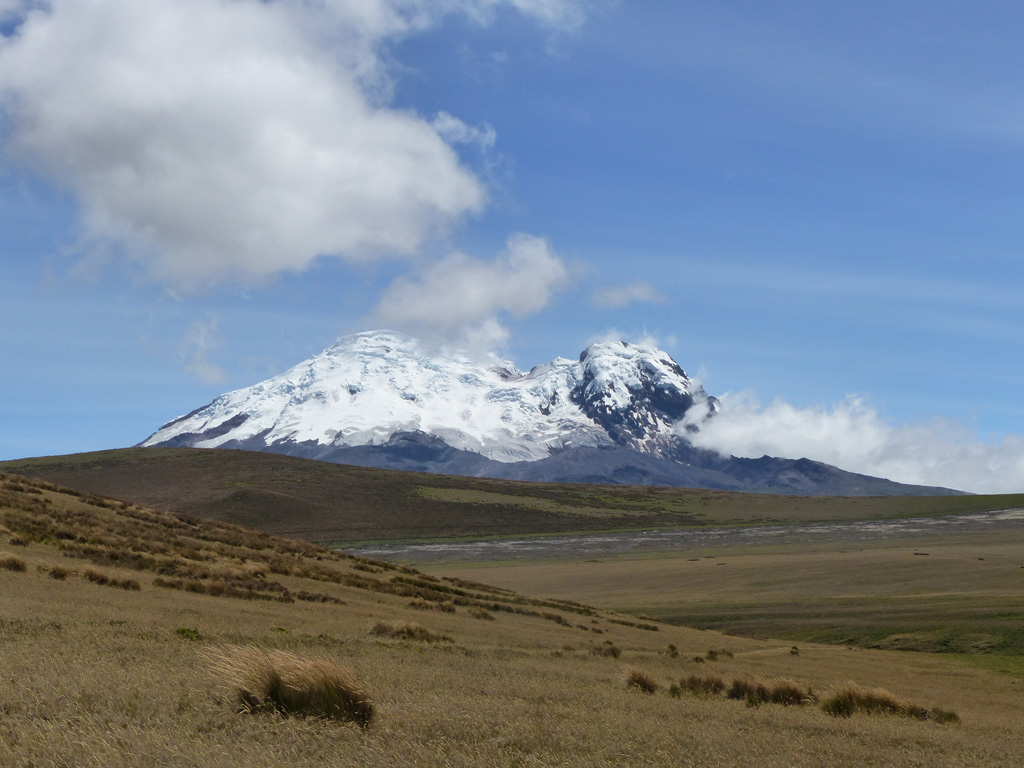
[727,677,814,707]
[821,683,959,723]
[0,553,28,572]
[83,567,141,591]
[369,619,452,643]
[624,665,659,694]
[407,597,455,613]
[590,641,622,658]
[204,645,374,728]
[680,673,726,696]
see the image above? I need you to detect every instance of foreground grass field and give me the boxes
[3,472,1023,766]
[4,447,1024,544]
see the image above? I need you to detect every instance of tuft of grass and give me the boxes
[763,678,812,706]
[590,642,622,659]
[624,666,659,694]
[931,708,961,724]
[469,608,495,621]
[0,553,27,572]
[727,677,813,707]
[204,645,374,728]
[680,673,726,696]
[407,597,455,613]
[84,567,141,591]
[48,565,71,580]
[820,683,958,723]
[369,619,451,643]
[175,627,203,641]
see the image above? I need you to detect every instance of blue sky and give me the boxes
[2,1,1023,492]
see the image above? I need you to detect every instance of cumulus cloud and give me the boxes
[592,280,666,308]
[372,232,569,353]
[0,0,589,290]
[683,392,1024,494]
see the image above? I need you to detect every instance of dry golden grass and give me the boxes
[679,672,726,696]
[726,677,815,707]
[624,665,659,694]
[0,472,1021,766]
[0,551,27,571]
[821,683,960,723]
[203,645,374,727]
[368,619,452,643]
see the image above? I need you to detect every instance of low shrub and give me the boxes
[624,666,659,694]
[469,608,495,621]
[175,627,203,641]
[205,645,374,728]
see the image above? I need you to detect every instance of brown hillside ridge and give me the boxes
[1,471,1023,766]
[3,447,1021,546]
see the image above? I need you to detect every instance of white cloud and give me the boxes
[432,111,497,150]
[372,232,569,353]
[592,280,666,308]
[179,317,226,385]
[0,0,590,291]
[586,328,676,351]
[684,391,1024,494]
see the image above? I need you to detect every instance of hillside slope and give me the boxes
[2,448,1018,546]
[1,471,1022,766]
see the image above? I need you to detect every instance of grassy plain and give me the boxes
[428,530,1024,664]
[2,472,1023,766]
[3,447,1023,544]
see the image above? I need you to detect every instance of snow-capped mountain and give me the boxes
[142,330,961,496]
[143,330,716,462]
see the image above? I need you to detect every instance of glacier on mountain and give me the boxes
[142,330,964,495]
[142,330,716,462]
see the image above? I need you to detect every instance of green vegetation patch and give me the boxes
[413,487,624,519]
[656,596,1024,657]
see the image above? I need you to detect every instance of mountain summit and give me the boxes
[143,330,716,462]
[142,331,960,496]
